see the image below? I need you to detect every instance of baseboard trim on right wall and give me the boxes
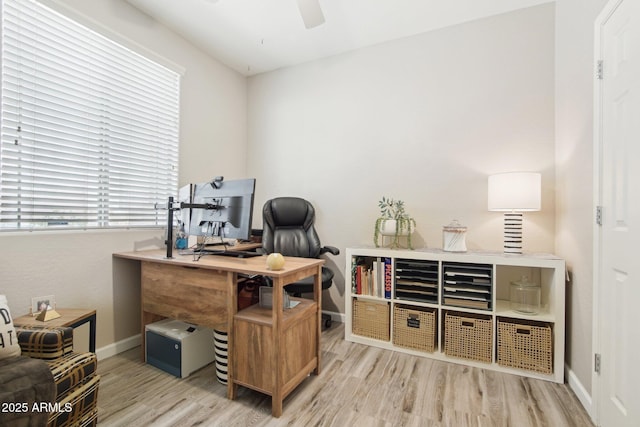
[565,362,594,422]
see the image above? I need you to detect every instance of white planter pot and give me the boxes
[379,219,410,236]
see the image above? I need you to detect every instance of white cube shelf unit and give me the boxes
[345,247,566,383]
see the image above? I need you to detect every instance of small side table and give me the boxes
[13,308,97,353]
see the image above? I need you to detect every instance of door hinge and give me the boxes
[595,353,601,374]
[597,60,604,80]
[596,206,603,226]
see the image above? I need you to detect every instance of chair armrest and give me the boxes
[320,245,340,256]
[16,326,74,360]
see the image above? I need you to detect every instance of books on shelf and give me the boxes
[352,256,392,298]
[384,257,392,299]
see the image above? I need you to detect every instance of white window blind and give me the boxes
[0,0,180,230]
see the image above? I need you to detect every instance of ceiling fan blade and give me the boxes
[297,0,325,29]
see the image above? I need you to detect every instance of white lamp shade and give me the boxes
[488,172,541,212]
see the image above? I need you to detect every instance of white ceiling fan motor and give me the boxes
[297,0,325,29]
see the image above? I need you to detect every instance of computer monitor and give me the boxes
[185,177,256,242]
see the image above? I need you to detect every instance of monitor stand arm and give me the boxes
[164,196,183,259]
[164,198,224,259]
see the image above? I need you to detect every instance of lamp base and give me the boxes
[503,212,523,254]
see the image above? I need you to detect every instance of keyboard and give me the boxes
[201,249,261,258]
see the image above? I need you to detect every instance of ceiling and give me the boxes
[125,0,554,76]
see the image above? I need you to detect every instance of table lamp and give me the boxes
[488,172,541,254]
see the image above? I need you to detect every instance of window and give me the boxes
[0,0,180,230]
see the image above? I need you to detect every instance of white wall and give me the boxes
[555,0,609,404]
[0,0,247,351]
[247,4,556,314]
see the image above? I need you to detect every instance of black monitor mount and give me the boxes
[164,196,224,259]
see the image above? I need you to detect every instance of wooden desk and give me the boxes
[13,308,97,353]
[113,249,324,417]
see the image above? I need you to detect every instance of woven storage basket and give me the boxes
[497,318,553,374]
[444,311,492,363]
[393,305,436,352]
[352,298,390,341]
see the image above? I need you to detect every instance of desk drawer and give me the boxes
[141,262,229,328]
[233,298,317,394]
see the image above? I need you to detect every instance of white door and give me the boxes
[595,0,640,426]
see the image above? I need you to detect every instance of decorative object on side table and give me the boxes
[35,308,61,322]
[30,295,61,321]
[374,197,416,249]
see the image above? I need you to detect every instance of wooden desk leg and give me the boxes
[140,264,166,362]
[272,398,283,418]
[314,265,322,375]
[272,276,284,418]
[227,271,238,400]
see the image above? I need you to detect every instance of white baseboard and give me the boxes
[322,309,345,324]
[96,334,141,361]
[565,363,594,422]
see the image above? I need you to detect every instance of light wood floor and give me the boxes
[96,324,594,427]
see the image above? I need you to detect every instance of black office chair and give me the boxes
[261,197,340,328]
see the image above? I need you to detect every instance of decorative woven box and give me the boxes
[393,305,436,352]
[444,311,492,363]
[352,298,390,341]
[497,318,553,374]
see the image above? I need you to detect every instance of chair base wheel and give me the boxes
[322,314,332,329]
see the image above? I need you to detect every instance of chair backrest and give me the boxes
[262,197,322,258]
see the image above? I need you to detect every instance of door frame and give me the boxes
[592,0,625,424]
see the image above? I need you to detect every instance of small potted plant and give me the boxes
[374,197,416,249]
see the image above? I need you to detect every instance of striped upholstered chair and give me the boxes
[14,326,100,427]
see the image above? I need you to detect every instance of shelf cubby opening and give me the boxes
[394,258,439,304]
[442,262,493,311]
